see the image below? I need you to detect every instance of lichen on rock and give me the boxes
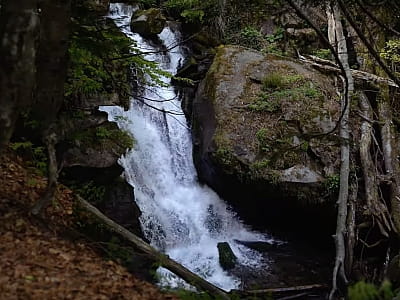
[192,45,341,235]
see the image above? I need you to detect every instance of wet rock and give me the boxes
[130,8,166,37]
[235,240,278,252]
[89,0,110,13]
[217,242,237,270]
[103,177,142,237]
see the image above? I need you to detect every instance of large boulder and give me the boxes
[130,8,166,37]
[192,45,343,237]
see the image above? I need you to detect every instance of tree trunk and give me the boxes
[328,4,352,299]
[76,195,230,300]
[33,0,71,129]
[378,88,400,234]
[31,133,58,215]
[0,0,39,150]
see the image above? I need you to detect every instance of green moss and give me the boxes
[72,124,134,151]
[250,73,323,112]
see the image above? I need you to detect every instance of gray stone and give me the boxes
[130,8,166,37]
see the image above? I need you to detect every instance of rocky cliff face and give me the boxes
[192,45,342,236]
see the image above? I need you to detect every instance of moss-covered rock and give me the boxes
[217,242,237,270]
[192,45,341,236]
[130,8,166,37]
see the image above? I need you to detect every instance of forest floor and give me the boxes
[0,149,178,300]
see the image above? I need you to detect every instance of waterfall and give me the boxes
[102,3,271,291]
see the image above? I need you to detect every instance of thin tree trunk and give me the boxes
[76,195,230,300]
[328,4,352,299]
[31,133,59,215]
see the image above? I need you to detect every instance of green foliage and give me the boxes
[10,142,48,176]
[348,280,399,300]
[72,125,134,150]
[66,3,171,102]
[239,26,264,50]
[381,39,400,64]
[70,180,106,205]
[313,48,331,60]
[164,0,217,23]
[256,128,270,152]
[265,27,284,43]
[251,159,270,169]
[324,174,340,195]
[214,147,234,165]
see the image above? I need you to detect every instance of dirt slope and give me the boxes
[0,150,178,300]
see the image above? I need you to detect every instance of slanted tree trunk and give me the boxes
[76,196,230,300]
[327,4,353,299]
[33,0,71,128]
[0,0,39,150]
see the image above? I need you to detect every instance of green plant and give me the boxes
[10,142,48,176]
[256,128,270,152]
[249,92,281,112]
[265,27,284,43]
[70,180,106,205]
[252,159,270,169]
[348,280,399,300]
[262,73,285,90]
[324,174,340,195]
[381,39,400,64]
[239,26,264,50]
[313,48,331,60]
[164,0,217,23]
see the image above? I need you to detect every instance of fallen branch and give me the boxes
[75,195,230,300]
[300,55,398,88]
[231,284,326,296]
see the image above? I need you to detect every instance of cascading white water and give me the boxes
[103,3,271,291]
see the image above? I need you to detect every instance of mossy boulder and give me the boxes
[191,45,342,237]
[130,8,166,37]
[217,242,237,270]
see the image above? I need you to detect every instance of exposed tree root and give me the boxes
[359,92,393,237]
[378,88,400,234]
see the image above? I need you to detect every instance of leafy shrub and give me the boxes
[348,280,399,300]
[164,0,217,23]
[239,26,264,50]
[256,128,270,152]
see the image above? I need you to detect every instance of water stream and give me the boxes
[102,3,271,291]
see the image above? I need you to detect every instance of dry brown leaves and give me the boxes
[0,150,178,300]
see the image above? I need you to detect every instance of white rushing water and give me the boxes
[102,3,270,291]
